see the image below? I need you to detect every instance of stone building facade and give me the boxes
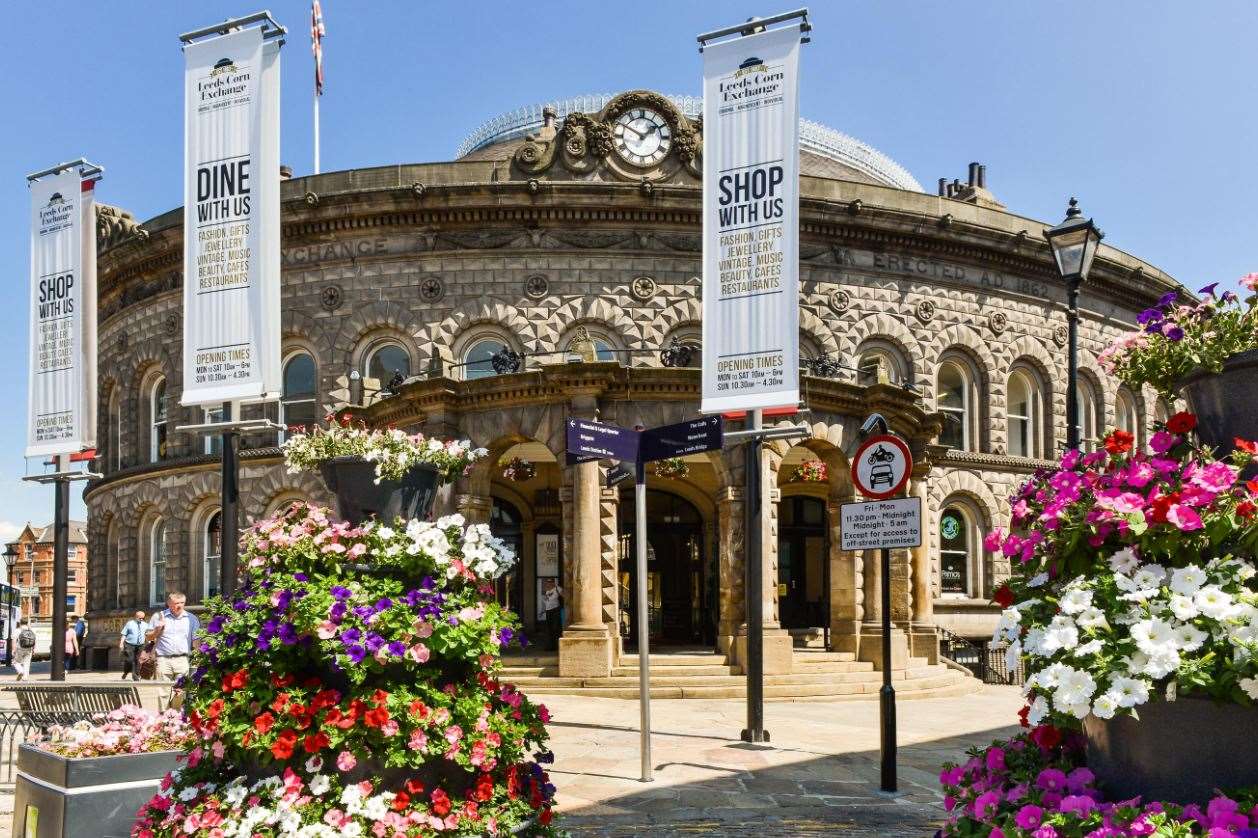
[82,91,1179,678]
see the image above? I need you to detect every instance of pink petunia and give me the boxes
[335,750,357,772]
[1166,504,1204,532]
[1149,431,1178,454]
[1014,804,1044,830]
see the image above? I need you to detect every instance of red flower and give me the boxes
[371,689,390,706]
[363,706,390,729]
[271,693,290,714]
[1029,724,1062,752]
[992,583,1015,609]
[254,712,275,734]
[207,699,225,720]
[391,791,410,811]
[269,729,297,761]
[1167,412,1197,434]
[288,704,312,730]
[302,732,329,753]
[269,672,295,688]
[347,699,368,721]
[1104,429,1134,455]
[405,778,425,796]
[540,808,553,826]
[310,689,340,712]
[221,669,248,693]
[408,700,429,719]
[323,708,354,730]
[430,789,451,817]
[1238,501,1256,519]
[1249,480,1258,495]
[1236,438,1258,455]
[1017,704,1031,728]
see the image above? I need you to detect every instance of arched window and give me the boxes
[107,388,121,472]
[1077,377,1102,450]
[939,504,977,597]
[149,378,168,462]
[856,341,909,386]
[1007,369,1044,459]
[203,511,222,601]
[565,333,618,363]
[937,361,971,450]
[149,519,166,605]
[1115,388,1139,439]
[280,352,317,439]
[463,338,509,380]
[365,342,411,385]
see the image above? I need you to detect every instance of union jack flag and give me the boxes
[311,0,326,96]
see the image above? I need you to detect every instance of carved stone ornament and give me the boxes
[568,326,598,363]
[829,289,852,314]
[320,284,343,312]
[915,300,936,324]
[524,275,549,299]
[117,332,129,352]
[630,275,657,302]
[165,314,179,336]
[989,311,1008,335]
[512,91,702,182]
[1053,325,1069,347]
[95,204,145,250]
[418,276,444,303]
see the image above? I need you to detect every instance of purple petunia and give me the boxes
[1198,282,1219,297]
[387,640,406,657]
[1166,326,1185,341]
[498,627,514,647]
[374,597,393,613]
[293,572,309,583]
[1137,308,1162,325]
[340,628,361,644]
[278,623,299,645]
[346,644,366,663]
[206,615,225,635]
[365,633,386,654]
[1158,291,1178,307]
[330,585,352,601]
[329,601,347,622]
[352,605,374,620]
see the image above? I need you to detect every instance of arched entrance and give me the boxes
[489,497,526,622]
[618,490,709,647]
[778,496,829,630]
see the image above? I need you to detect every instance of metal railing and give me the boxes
[938,627,1024,685]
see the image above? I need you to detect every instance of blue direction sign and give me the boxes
[639,415,724,463]
[565,418,640,465]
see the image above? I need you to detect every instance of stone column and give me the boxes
[456,493,491,526]
[558,460,613,677]
[716,487,745,657]
[732,447,792,675]
[908,477,940,663]
[858,549,909,672]
[828,497,862,655]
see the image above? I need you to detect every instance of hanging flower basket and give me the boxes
[652,457,689,479]
[791,460,827,483]
[501,457,536,482]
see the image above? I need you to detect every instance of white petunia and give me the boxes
[1060,588,1094,615]
[1075,607,1109,630]
[1091,692,1119,719]
[308,773,330,796]
[1169,594,1200,622]
[1108,547,1141,574]
[1053,666,1097,707]
[361,795,389,821]
[1169,566,1208,596]
[1042,616,1080,653]
[1132,564,1168,591]
[1027,572,1050,588]
[1195,585,1236,620]
[1108,675,1151,708]
[1173,623,1208,652]
[1037,662,1070,689]
[1141,649,1181,679]
[1027,695,1050,726]
[1240,678,1258,701]
[1005,640,1022,673]
[1073,639,1104,657]
[1131,618,1177,655]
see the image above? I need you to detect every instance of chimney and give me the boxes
[968,162,980,187]
[279,164,293,180]
[977,164,987,189]
[938,177,947,197]
[542,106,557,129]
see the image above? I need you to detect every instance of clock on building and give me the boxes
[612,108,672,167]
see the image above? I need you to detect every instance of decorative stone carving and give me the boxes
[418,276,444,303]
[829,289,852,314]
[117,332,128,352]
[165,314,179,336]
[96,204,145,251]
[568,326,598,363]
[1053,325,1069,347]
[320,284,343,312]
[524,275,549,299]
[629,275,657,302]
[989,311,1008,335]
[915,300,936,324]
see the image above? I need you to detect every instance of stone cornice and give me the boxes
[938,448,1056,475]
[83,447,284,502]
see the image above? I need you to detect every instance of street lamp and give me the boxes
[2,546,15,666]
[1044,198,1104,450]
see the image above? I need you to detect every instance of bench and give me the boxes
[2,685,141,724]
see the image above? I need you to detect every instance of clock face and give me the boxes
[613,108,672,167]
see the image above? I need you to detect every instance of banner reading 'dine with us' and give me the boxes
[701,24,802,413]
[27,170,97,457]
[182,26,281,407]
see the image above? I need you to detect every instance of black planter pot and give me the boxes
[318,457,440,525]
[1085,697,1258,804]
[1180,349,1258,456]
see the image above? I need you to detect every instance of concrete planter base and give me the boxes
[1084,697,1258,804]
[318,457,440,525]
[11,744,181,837]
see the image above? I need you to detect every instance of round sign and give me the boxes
[850,434,912,499]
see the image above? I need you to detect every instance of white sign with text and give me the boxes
[840,497,922,552]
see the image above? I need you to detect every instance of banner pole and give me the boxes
[635,458,653,782]
[313,93,320,175]
[50,454,70,681]
[741,408,767,742]
[879,542,897,792]
[220,401,240,598]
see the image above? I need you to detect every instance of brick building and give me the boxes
[4,521,89,621]
[81,92,1180,694]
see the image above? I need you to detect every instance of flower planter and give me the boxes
[1180,349,1258,456]
[318,456,440,525]
[1084,696,1258,804]
[11,744,182,838]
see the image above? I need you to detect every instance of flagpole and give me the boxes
[313,91,320,174]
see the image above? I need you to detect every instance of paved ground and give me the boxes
[0,666,1023,837]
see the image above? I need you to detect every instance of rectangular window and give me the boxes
[66,595,76,610]
[66,569,77,583]
[205,407,224,456]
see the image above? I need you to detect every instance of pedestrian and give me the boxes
[119,610,148,682]
[146,591,200,710]
[13,619,36,681]
[75,615,87,646]
[64,619,79,672]
[541,579,563,651]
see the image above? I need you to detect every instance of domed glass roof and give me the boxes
[455,93,923,193]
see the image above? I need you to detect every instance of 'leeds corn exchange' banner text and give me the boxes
[701,24,802,413]
[183,26,281,406]
[27,171,97,457]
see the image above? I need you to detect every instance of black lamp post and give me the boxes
[2,546,14,666]
[1044,198,1104,449]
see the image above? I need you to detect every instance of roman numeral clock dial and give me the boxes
[613,108,672,167]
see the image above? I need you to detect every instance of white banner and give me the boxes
[701,25,801,413]
[182,27,281,407]
[27,171,97,457]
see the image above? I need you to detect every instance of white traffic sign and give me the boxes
[850,434,912,499]
[840,497,923,551]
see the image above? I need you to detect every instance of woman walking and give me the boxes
[64,619,79,672]
[13,619,36,681]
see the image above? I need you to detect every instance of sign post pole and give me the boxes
[220,401,240,598]
[879,543,896,792]
[50,454,70,681]
[742,408,766,743]
[634,456,652,782]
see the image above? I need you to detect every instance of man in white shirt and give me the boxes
[146,591,200,709]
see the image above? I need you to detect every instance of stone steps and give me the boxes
[505,664,951,689]
[517,672,978,700]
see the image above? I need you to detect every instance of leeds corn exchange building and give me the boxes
[81,91,1179,694]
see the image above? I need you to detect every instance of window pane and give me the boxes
[367,345,410,382]
[938,365,964,410]
[152,522,166,603]
[153,381,167,423]
[283,354,316,398]
[465,339,507,380]
[282,400,318,432]
[940,508,969,594]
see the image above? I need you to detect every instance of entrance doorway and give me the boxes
[618,491,710,647]
[490,497,525,623]
[778,496,828,629]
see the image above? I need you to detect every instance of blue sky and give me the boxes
[2,1,1256,535]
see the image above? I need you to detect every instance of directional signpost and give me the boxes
[844,430,919,794]
[565,415,724,783]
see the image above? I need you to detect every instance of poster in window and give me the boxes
[536,577,561,621]
[535,532,559,578]
[940,511,968,594]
